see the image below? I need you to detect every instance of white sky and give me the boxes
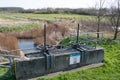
[0,0,114,9]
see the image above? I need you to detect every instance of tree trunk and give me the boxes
[97,23,100,38]
[97,16,100,38]
[113,27,118,40]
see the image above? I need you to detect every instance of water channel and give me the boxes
[18,39,37,53]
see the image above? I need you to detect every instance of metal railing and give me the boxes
[69,32,104,48]
[0,47,38,79]
[0,53,19,80]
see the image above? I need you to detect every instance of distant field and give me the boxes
[0,12,92,21]
[0,12,93,32]
[0,12,110,33]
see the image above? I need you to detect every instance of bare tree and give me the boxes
[110,0,120,40]
[95,0,105,38]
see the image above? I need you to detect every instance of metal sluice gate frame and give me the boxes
[0,24,104,80]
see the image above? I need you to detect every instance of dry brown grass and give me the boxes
[34,24,69,46]
[34,36,57,46]
[0,33,22,56]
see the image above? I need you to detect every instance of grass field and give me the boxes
[0,12,110,33]
[0,23,41,32]
[0,12,93,25]
[0,12,92,21]
[0,12,94,32]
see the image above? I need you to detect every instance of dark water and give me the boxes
[18,39,41,56]
[18,39,35,50]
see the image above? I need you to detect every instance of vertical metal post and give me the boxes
[101,33,104,46]
[44,24,46,50]
[9,57,16,80]
[43,24,55,71]
[76,24,80,44]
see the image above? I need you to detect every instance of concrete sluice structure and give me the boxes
[13,24,104,80]
[0,24,104,80]
[14,46,104,80]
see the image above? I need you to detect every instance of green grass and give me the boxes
[0,12,94,22]
[0,68,8,74]
[0,12,92,32]
[0,68,13,80]
[0,23,42,32]
[0,13,93,32]
[0,12,22,21]
[0,15,20,21]
[0,12,109,33]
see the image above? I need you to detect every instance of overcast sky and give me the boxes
[0,0,115,9]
